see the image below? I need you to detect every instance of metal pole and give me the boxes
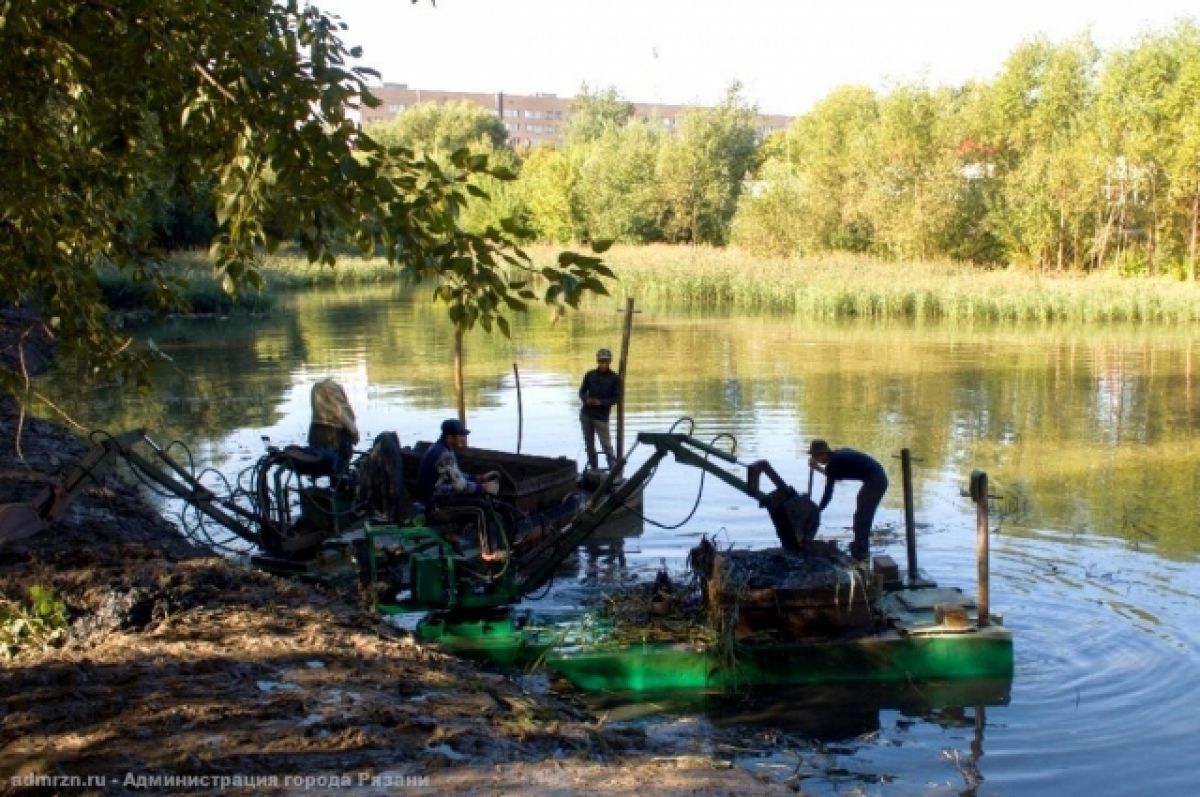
[616,297,635,463]
[512,363,523,454]
[971,469,991,628]
[901,448,918,581]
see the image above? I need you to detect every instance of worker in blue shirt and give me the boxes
[808,439,888,562]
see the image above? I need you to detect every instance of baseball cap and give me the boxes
[441,418,470,436]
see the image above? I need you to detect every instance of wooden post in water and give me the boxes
[901,448,918,581]
[454,328,466,426]
[512,363,523,454]
[970,469,991,628]
[615,297,635,469]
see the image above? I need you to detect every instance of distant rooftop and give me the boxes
[362,83,793,149]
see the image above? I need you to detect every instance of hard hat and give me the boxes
[596,348,613,361]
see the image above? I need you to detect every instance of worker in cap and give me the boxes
[416,417,505,559]
[578,347,622,471]
[807,439,888,562]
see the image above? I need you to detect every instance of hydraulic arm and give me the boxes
[514,432,818,597]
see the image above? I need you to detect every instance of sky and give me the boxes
[317,0,1200,115]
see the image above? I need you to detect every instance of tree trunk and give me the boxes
[1095,204,1117,272]
[1057,203,1065,272]
[454,327,466,425]
[1189,187,1199,283]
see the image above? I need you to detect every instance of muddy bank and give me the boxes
[0,407,785,795]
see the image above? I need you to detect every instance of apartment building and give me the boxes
[361,83,792,149]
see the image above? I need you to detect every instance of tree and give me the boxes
[565,85,635,148]
[655,84,759,245]
[987,36,1102,271]
[574,120,663,242]
[1162,22,1200,281]
[0,1,611,413]
[517,147,581,244]
[729,158,809,257]
[785,85,880,252]
[364,100,508,159]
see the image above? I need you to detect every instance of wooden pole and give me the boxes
[615,297,635,465]
[512,362,523,454]
[970,470,991,628]
[901,448,918,581]
[454,327,466,426]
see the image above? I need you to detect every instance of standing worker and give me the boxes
[808,439,888,562]
[578,347,622,471]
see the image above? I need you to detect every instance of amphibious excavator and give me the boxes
[0,426,818,620]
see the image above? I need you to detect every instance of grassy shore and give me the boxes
[578,244,1200,324]
[104,244,1200,324]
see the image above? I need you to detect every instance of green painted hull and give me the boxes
[544,625,1013,692]
[416,613,1013,692]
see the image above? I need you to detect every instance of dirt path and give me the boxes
[0,405,786,795]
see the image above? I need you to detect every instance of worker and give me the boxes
[416,418,505,559]
[308,378,359,475]
[807,439,888,562]
[578,347,622,471]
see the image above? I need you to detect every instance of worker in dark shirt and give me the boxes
[578,347,623,471]
[808,439,888,562]
[417,418,505,560]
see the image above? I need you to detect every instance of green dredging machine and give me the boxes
[0,425,1013,696]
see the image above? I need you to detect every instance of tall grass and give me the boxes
[97,248,406,314]
[524,244,1200,325]
[100,243,1200,324]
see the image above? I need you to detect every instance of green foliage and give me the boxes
[575,120,664,242]
[730,158,808,257]
[767,86,880,253]
[655,83,760,244]
[364,100,508,158]
[517,148,581,243]
[0,1,610,403]
[1,585,68,659]
[565,85,636,147]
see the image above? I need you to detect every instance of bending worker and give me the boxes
[578,347,622,471]
[807,439,888,562]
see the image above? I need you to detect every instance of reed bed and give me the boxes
[524,244,1200,326]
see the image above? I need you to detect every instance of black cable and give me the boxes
[617,425,740,531]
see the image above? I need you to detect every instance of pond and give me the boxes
[43,285,1200,795]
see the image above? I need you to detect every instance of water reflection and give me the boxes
[581,511,642,584]
[584,680,1010,741]
[581,681,1007,793]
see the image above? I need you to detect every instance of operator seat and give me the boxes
[280,443,338,480]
